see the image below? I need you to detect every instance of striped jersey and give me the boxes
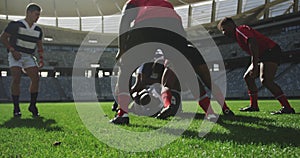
[4,19,43,54]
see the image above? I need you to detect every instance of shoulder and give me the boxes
[35,25,43,32]
[124,0,138,10]
[5,20,22,32]
[237,25,253,32]
[7,20,22,27]
[236,25,255,38]
[236,25,253,32]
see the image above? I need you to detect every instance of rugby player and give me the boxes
[0,3,44,117]
[218,17,295,114]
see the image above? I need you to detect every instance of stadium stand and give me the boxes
[56,76,73,101]
[38,77,63,101]
[96,77,115,101]
[0,7,299,102]
[226,67,248,98]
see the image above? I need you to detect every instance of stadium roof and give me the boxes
[0,0,297,33]
[0,0,206,17]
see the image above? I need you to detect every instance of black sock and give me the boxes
[12,95,20,110]
[30,92,38,107]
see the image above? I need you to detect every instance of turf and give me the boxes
[0,100,299,157]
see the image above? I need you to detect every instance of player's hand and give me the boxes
[249,67,258,78]
[12,51,22,60]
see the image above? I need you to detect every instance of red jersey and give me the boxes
[126,0,181,23]
[235,25,277,57]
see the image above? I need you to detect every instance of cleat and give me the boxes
[205,113,218,122]
[223,109,235,116]
[271,107,295,115]
[13,107,22,117]
[239,106,259,112]
[28,105,40,117]
[110,114,129,125]
[13,111,22,117]
[155,104,178,119]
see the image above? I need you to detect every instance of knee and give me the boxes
[31,75,40,83]
[243,74,252,82]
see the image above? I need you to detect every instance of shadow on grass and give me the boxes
[0,117,63,131]
[131,112,300,147]
[185,113,300,147]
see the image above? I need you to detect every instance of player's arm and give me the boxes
[36,39,44,68]
[117,2,138,60]
[0,31,21,60]
[248,37,259,77]
[0,31,11,50]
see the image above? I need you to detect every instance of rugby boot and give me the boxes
[271,107,295,115]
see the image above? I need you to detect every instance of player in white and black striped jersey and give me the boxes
[0,3,44,117]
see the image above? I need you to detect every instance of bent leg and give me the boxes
[24,66,40,93]
[241,64,259,111]
[24,66,40,116]
[10,66,22,116]
[161,67,180,108]
[10,66,22,96]
[260,62,292,109]
[194,64,232,113]
[156,67,182,119]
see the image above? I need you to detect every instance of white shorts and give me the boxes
[8,52,38,68]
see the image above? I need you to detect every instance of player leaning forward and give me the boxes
[0,3,44,117]
[218,17,295,114]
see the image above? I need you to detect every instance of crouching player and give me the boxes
[111,50,182,119]
[218,17,295,114]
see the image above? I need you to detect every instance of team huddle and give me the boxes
[0,1,295,124]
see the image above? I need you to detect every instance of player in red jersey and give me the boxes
[111,0,233,125]
[218,17,295,114]
[112,50,173,117]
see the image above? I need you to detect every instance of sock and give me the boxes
[12,95,20,110]
[117,108,128,117]
[275,93,291,108]
[117,93,130,116]
[213,90,230,111]
[248,90,258,108]
[198,92,214,114]
[161,87,172,108]
[222,102,230,111]
[30,92,38,107]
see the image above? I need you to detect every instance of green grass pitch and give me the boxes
[0,100,299,157]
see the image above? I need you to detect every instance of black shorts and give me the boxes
[260,45,281,64]
[141,62,164,85]
[124,18,207,68]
